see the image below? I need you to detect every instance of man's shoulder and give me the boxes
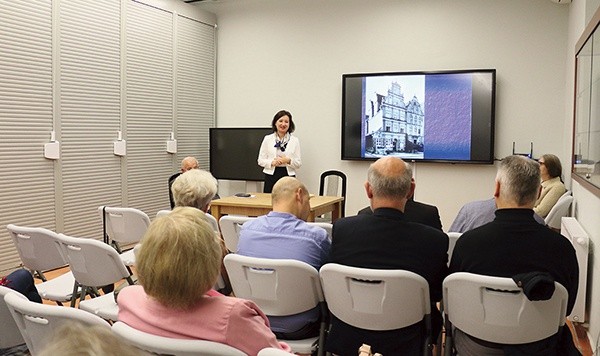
[407,199,439,212]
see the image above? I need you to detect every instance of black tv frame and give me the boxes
[209,127,273,181]
[341,69,496,164]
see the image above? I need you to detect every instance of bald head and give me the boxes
[271,177,311,220]
[181,156,199,172]
[366,157,414,211]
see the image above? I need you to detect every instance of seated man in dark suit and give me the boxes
[357,196,442,231]
[168,156,199,209]
[449,155,579,355]
[327,157,449,355]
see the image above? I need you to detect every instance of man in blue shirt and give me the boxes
[237,176,330,339]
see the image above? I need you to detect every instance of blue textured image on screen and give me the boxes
[424,73,472,160]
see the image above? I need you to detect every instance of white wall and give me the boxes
[199,0,569,227]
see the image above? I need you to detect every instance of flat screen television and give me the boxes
[342,69,496,163]
[210,127,272,181]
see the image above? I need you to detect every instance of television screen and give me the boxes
[210,127,273,181]
[342,69,496,163]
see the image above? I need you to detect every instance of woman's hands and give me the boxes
[271,157,291,167]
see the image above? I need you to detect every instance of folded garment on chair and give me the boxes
[512,271,555,301]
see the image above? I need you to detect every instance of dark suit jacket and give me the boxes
[168,172,181,209]
[327,208,449,355]
[358,199,443,231]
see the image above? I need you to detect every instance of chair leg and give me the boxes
[70,281,80,307]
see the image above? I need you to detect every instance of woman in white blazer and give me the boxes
[258,110,302,193]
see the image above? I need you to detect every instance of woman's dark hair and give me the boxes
[271,110,295,133]
[541,154,562,179]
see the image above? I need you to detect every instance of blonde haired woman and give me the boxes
[117,207,290,355]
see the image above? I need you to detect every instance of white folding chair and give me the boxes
[446,232,462,266]
[158,209,221,233]
[319,263,433,356]
[57,233,135,321]
[544,191,573,230]
[156,209,171,218]
[6,224,80,306]
[223,254,326,356]
[98,206,151,266]
[442,272,568,356]
[219,216,256,252]
[4,292,110,355]
[258,347,294,355]
[111,321,247,356]
[306,222,333,240]
[0,286,27,350]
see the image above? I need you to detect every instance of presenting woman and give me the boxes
[258,110,302,193]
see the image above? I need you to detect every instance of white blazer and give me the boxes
[257,133,302,176]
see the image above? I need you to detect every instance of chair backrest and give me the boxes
[544,191,573,229]
[446,232,462,265]
[319,170,347,217]
[258,347,294,356]
[6,224,68,272]
[98,206,151,244]
[443,272,568,344]
[4,292,110,355]
[57,233,132,288]
[219,216,256,252]
[223,254,324,316]
[319,263,431,331]
[0,286,27,349]
[307,222,332,240]
[156,209,171,218]
[111,321,247,356]
[158,209,220,233]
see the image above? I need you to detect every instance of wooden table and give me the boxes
[209,193,344,223]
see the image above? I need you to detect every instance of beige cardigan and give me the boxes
[533,176,566,218]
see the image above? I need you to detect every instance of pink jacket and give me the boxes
[117,285,290,356]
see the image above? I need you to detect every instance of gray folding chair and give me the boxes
[442,272,568,356]
[6,224,80,306]
[57,233,135,321]
[4,292,110,355]
[111,321,247,356]
[0,286,27,350]
[224,254,326,356]
[219,215,255,252]
[319,263,433,356]
[98,206,151,266]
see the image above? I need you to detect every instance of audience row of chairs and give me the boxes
[0,259,568,356]
[4,202,571,356]
[7,224,136,320]
[223,255,568,356]
[0,285,291,356]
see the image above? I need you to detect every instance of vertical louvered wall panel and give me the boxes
[0,0,216,273]
[176,15,215,170]
[125,1,174,216]
[60,0,123,239]
[0,0,55,271]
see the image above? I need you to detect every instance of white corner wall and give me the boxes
[199,0,569,227]
[198,0,600,348]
